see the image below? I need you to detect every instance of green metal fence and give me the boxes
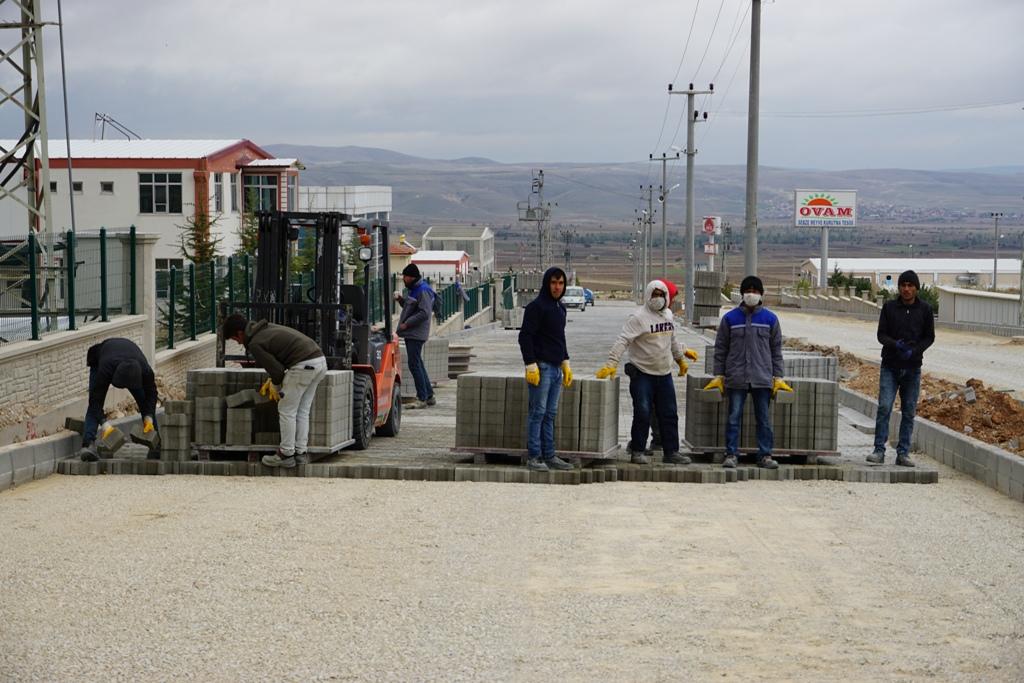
[161,253,252,350]
[0,226,137,345]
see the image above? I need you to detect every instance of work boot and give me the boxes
[407,400,428,410]
[663,452,692,465]
[426,395,437,406]
[79,444,99,462]
[722,454,738,469]
[527,457,549,471]
[294,453,309,466]
[630,451,651,465]
[262,451,297,468]
[866,451,885,465]
[895,454,916,468]
[546,455,573,471]
[757,455,779,470]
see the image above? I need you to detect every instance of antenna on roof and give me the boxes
[93,113,141,141]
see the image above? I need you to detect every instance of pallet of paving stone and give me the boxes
[451,444,624,466]
[447,344,475,379]
[191,440,355,462]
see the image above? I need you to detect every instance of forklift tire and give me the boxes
[351,374,375,450]
[376,383,401,437]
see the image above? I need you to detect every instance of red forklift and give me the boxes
[218,210,401,449]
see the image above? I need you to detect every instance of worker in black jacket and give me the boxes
[79,338,158,461]
[868,270,935,467]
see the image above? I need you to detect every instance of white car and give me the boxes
[562,286,586,311]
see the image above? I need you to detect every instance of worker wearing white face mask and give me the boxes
[596,280,698,465]
[704,275,790,470]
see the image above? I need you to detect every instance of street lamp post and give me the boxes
[991,212,1004,290]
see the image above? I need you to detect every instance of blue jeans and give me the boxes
[404,338,433,402]
[725,387,773,457]
[873,366,921,457]
[527,362,563,458]
[83,367,157,445]
[628,371,678,456]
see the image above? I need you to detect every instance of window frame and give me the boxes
[100,181,114,194]
[139,172,184,214]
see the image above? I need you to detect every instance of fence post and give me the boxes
[66,229,77,331]
[227,256,234,313]
[244,252,251,317]
[28,231,39,340]
[99,227,109,321]
[189,263,197,341]
[168,266,177,350]
[129,224,137,314]
[208,260,216,334]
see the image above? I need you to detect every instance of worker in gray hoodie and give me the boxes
[596,279,698,465]
[222,313,327,468]
[394,263,436,409]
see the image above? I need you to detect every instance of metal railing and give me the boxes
[0,226,137,345]
[162,253,251,350]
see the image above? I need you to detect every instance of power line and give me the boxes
[712,97,1024,118]
[690,0,728,84]
[543,171,645,200]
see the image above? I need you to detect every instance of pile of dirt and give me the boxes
[784,338,1024,456]
[0,402,46,430]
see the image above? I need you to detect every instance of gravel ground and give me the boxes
[2,301,1024,681]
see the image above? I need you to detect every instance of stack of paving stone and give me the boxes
[184,368,354,451]
[456,373,619,455]
[684,373,838,452]
[701,346,838,381]
[400,338,450,399]
[502,307,525,330]
[514,272,543,291]
[161,400,194,462]
[692,270,725,323]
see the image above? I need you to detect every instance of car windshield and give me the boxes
[565,287,584,297]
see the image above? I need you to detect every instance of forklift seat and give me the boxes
[339,284,366,322]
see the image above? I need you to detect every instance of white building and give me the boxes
[411,250,471,282]
[297,185,392,221]
[801,257,1023,290]
[0,139,302,264]
[421,224,494,275]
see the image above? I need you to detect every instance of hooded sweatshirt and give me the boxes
[244,320,323,385]
[518,266,569,366]
[86,338,158,418]
[605,279,685,376]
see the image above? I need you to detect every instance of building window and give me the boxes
[230,173,238,212]
[155,258,185,298]
[139,172,183,214]
[213,172,223,213]
[49,181,57,192]
[287,175,297,211]
[243,174,278,211]
[72,181,83,193]
[100,181,114,194]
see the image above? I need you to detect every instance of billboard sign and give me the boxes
[702,216,721,235]
[793,190,856,228]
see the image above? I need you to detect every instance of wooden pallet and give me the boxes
[451,443,623,466]
[192,440,355,462]
[685,446,840,465]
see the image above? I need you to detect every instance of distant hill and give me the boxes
[266,144,1024,229]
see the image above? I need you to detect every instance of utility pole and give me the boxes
[647,186,655,285]
[651,151,680,279]
[990,212,1003,290]
[744,0,762,278]
[517,169,553,271]
[559,227,577,280]
[669,82,712,323]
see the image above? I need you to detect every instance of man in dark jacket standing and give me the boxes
[868,270,935,467]
[706,275,790,469]
[223,314,327,468]
[517,266,574,472]
[394,263,435,409]
[79,338,159,461]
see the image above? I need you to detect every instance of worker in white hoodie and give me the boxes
[596,279,699,465]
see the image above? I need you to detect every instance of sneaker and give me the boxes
[262,452,297,468]
[643,447,655,457]
[757,455,779,470]
[895,454,916,468]
[407,400,428,410]
[294,453,309,466]
[527,457,549,471]
[663,452,692,465]
[722,454,738,469]
[426,396,436,406]
[79,444,99,462]
[630,452,651,465]
[866,451,885,465]
[546,455,573,470]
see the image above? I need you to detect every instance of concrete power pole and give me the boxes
[744,0,762,279]
[990,212,1003,290]
[651,151,680,279]
[669,83,712,323]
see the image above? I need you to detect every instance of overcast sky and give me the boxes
[10,0,1024,170]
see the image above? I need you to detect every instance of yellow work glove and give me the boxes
[100,422,115,439]
[683,348,699,362]
[677,358,690,376]
[772,377,793,398]
[525,363,540,386]
[703,376,725,394]
[142,416,155,434]
[560,361,573,388]
[595,365,617,380]
[260,378,282,402]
